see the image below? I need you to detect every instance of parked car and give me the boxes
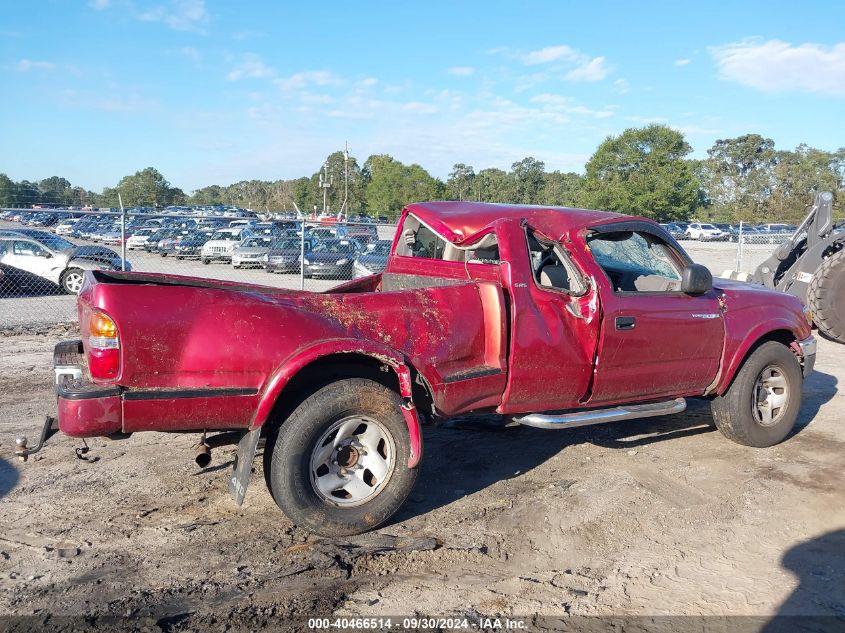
[303,238,361,278]
[352,239,392,278]
[685,223,727,241]
[27,200,815,537]
[201,227,246,264]
[265,237,315,273]
[232,236,273,268]
[55,218,82,235]
[158,230,192,256]
[125,227,158,250]
[173,232,213,260]
[0,231,129,294]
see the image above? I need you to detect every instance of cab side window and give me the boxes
[526,229,585,295]
[587,230,682,292]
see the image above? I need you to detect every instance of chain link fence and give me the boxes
[1,209,805,329]
[0,208,398,328]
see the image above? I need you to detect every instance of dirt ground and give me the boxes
[0,323,844,631]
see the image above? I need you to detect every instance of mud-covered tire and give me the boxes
[809,249,845,343]
[60,268,85,294]
[710,341,803,447]
[265,378,418,536]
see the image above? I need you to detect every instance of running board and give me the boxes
[512,398,686,430]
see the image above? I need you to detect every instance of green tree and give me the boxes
[38,176,72,205]
[112,167,185,207]
[700,134,776,221]
[363,154,441,221]
[190,185,225,205]
[581,124,700,222]
[445,163,475,200]
[0,173,17,207]
[770,145,842,221]
[474,168,514,202]
[539,171,583,207]
[510,157,546,204]
[307,150,367,215]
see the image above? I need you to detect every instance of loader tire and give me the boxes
[808,249,845,343]
[265,378,418,536]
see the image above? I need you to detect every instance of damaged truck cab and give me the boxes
[21,202,816,535]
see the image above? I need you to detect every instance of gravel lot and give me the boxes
[0,223,842,631]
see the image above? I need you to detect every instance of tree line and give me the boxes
[2,125,843,223]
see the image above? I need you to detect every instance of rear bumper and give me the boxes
[797,336,816,378]
[54,340,123,437]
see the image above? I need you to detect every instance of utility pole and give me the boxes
[319,162,333,215]
[341,142,349,217]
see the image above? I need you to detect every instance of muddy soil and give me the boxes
[0,325,843,631]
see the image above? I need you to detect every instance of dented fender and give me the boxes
[249,338,423,468]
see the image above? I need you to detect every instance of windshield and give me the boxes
[313,241,355,254]
[37,235,76,251]
[273,239,300,250]
[210,231,239,241]
[241,237,271,247]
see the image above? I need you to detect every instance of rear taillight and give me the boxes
[88,311,120,380]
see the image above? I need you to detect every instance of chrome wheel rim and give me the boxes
[752,365,789,427]
[64,271,84,294]
[309,416,396,507]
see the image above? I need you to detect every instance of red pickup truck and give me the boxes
[19,202,816,535]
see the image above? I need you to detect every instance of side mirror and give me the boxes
[681,263,712,295]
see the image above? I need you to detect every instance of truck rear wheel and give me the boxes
[710,341,802,447]
[808,249,845,343]
[265,378,418,536]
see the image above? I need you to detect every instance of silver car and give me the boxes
[232,236,273,268]
[0,230,130,294]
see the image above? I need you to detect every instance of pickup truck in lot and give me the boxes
[19,202,816,535]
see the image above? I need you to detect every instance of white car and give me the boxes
[126,228,159,250]
[201,227,247,264]
[0,230,130,294]
[54,218,81,235]
[685,223,726,241]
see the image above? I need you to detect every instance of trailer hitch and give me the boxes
[14,416,59,462]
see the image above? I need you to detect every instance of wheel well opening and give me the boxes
[721,329,797,394]
[264,353,433,431]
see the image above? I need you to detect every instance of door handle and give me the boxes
[616,316,636,331]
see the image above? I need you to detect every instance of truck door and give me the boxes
[498,224,599,413]
[584,227,724,405]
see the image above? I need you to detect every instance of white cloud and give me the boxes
[522,45,580,65]
[180,46,201,66]
[15,59,57,72]
[402,102,438,114]
[563,57,610,81]
[709,38,845,96]
[448,66,475,76]
[61,89,159,113]
[358,77,378,88]
[88,0,110,9]
[137,0,208,32]
[274,70,342,91]
[613,78,630,94]
[530,93,614,118]
[520,44,610,82]
[675,58,691,66]
[227,54,276,81]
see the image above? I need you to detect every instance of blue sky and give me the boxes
[2,0,844,192]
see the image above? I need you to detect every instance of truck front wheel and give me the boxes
[265,378,418,536]
[710,341,803,447]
